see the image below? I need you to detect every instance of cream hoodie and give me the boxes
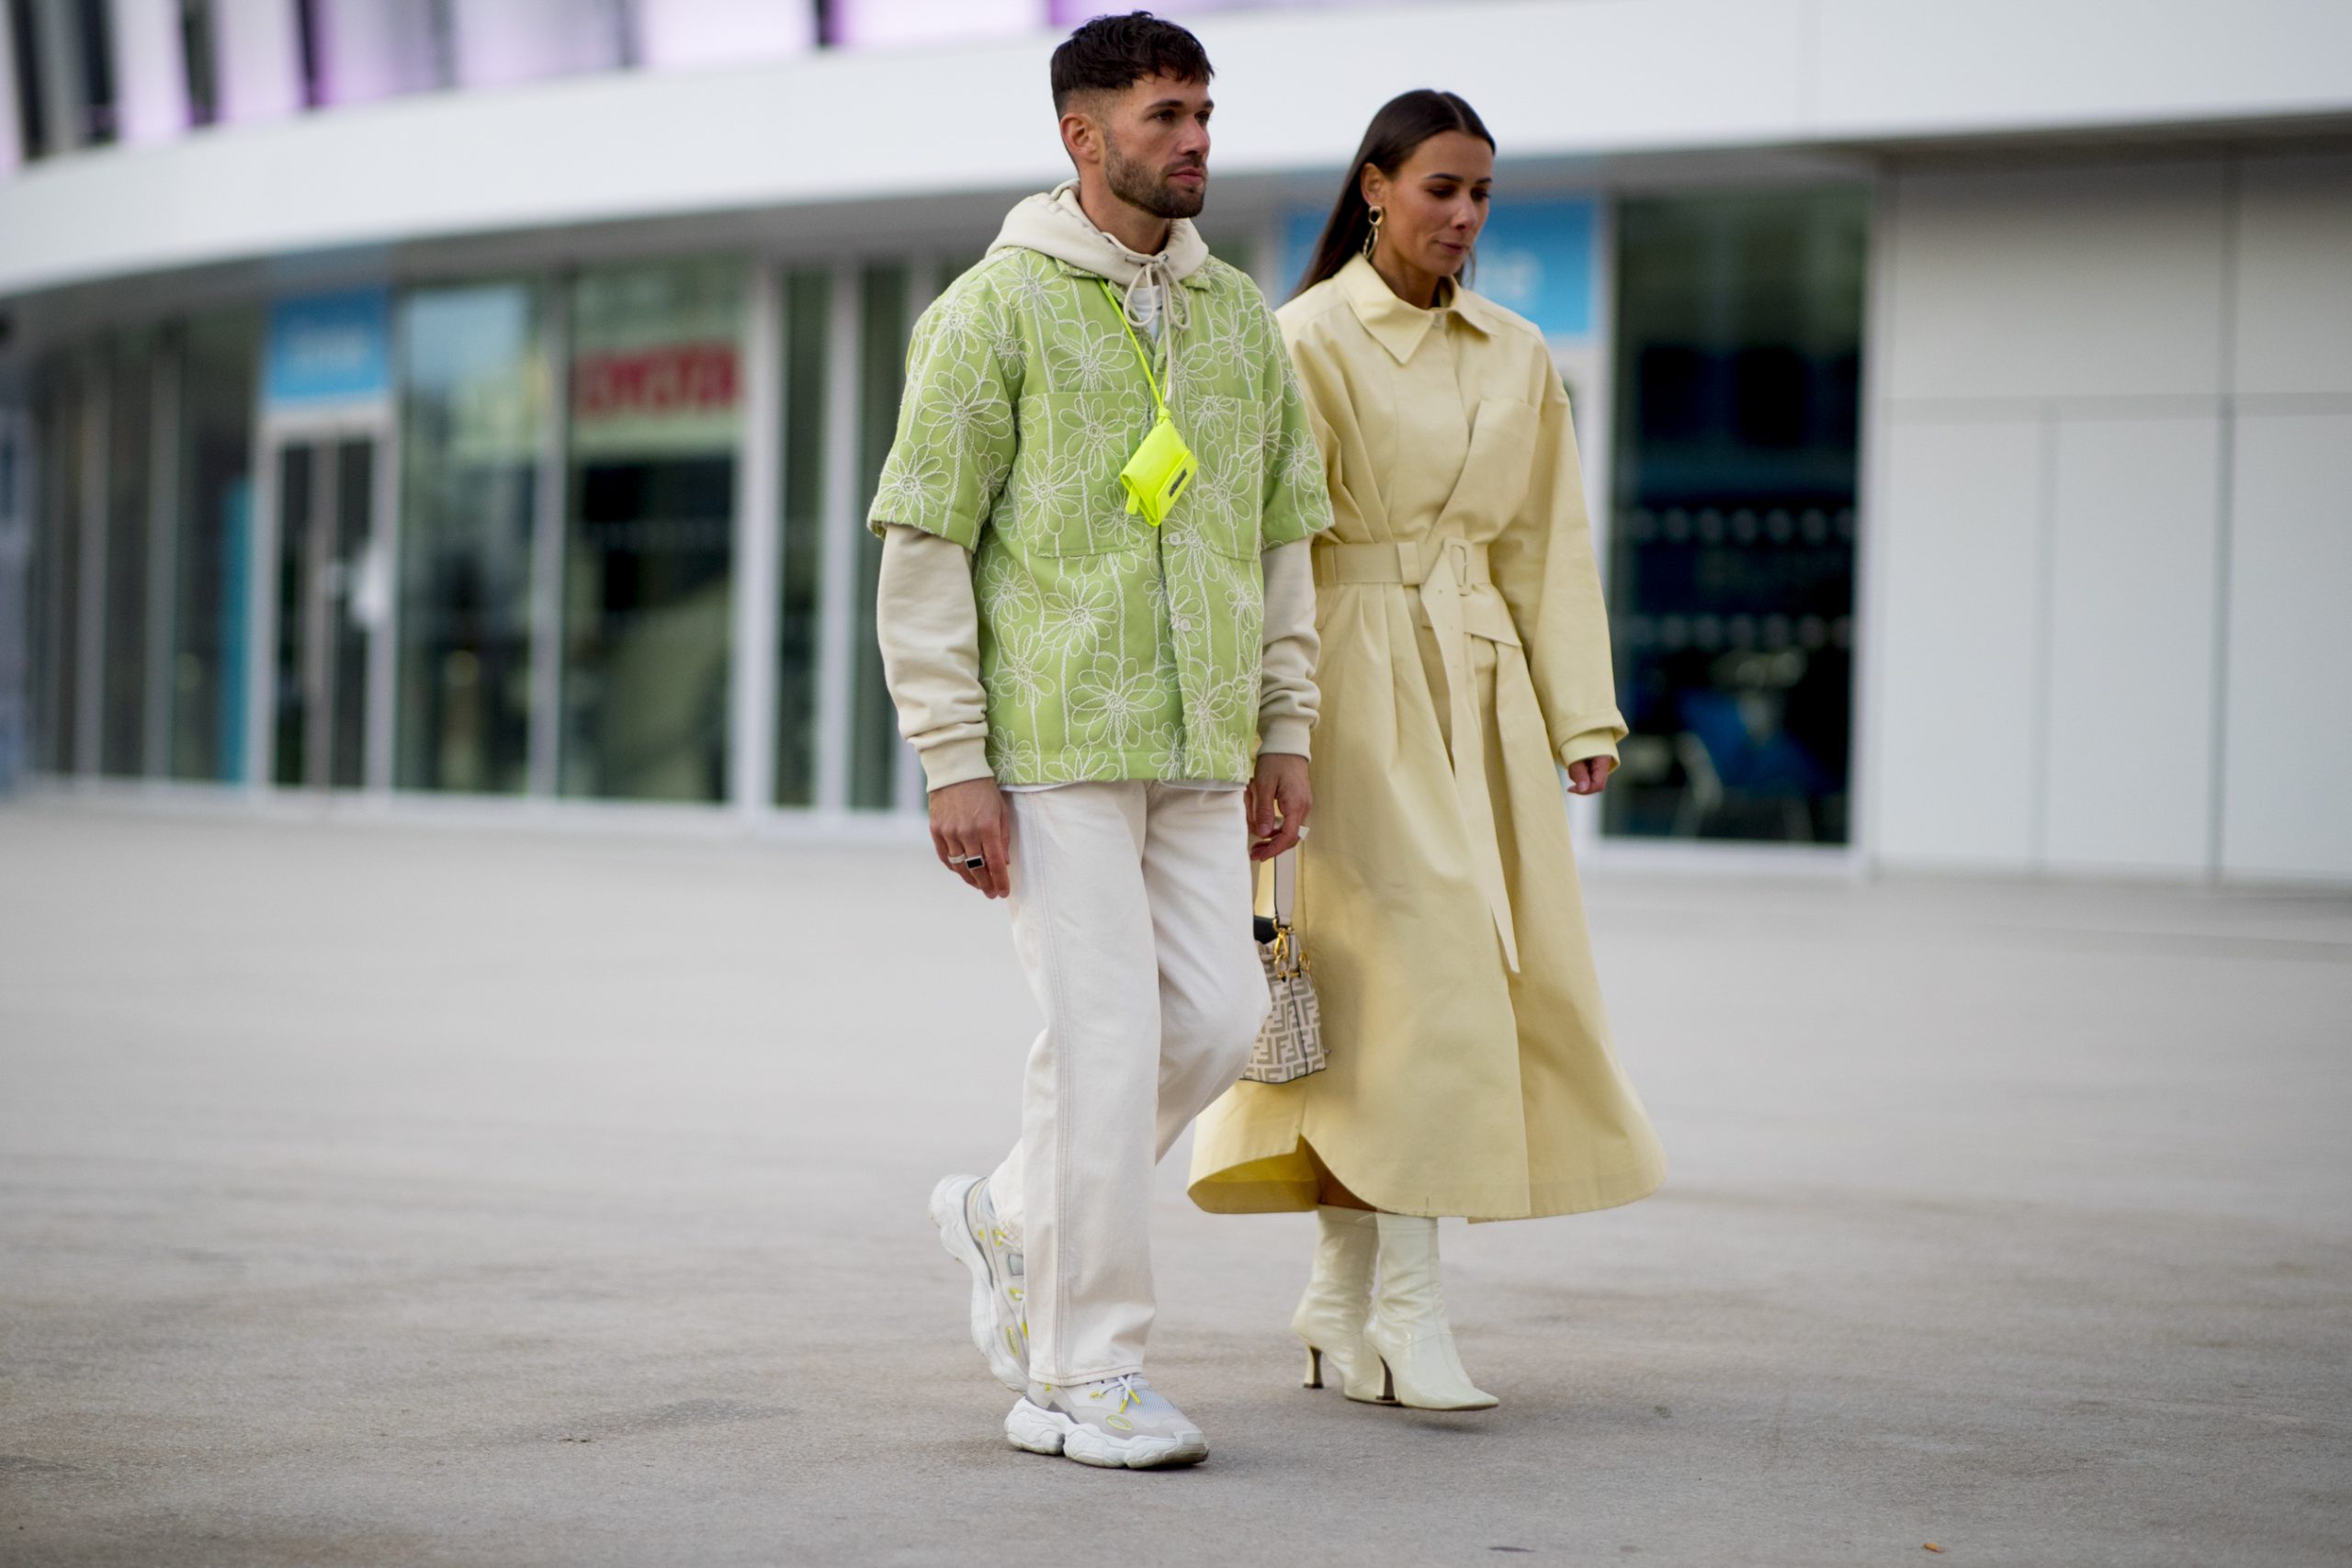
[877,182,1320,793]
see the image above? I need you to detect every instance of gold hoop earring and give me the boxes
[1363,207,1384,258]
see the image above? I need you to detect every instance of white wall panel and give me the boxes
[6,0,2350,299]
[2233,152,2352,399]
[1816,0,2352,139]
[451,0,627,90]
[211,0,303,126]
[1882,162,2230,402]
[1871,416,2044,867]
[829,0,1041,48]
[0,0,1792,299]
[2220,412,2352,880]
[311,0,443,106]
[2041,414,2221,873]
[108,0,189,144]
[636,0,815,70]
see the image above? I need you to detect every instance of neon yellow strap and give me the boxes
[1097,280,1170,420]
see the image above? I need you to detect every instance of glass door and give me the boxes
[271,435,379,789]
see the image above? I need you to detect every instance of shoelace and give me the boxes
[1086,1374,1148,1416]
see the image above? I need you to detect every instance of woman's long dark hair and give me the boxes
[1294,89,1495,299]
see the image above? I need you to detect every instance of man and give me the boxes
[871,13,1330,1470]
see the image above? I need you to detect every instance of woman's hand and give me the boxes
[1566,756,1615,796]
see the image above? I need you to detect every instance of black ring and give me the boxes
[961,854,987,870]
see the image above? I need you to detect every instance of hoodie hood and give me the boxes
[990,180,1209,347]
[989,179,1211,288]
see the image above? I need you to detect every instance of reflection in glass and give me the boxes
[171,309,259,783]
[30,359,85,773]
[100,332,156,777]
[272,437,375,789]
[396,283,543,794]
[775,269,830,807]
[272,445,312,785]
[1605,190,1866,844]
[849,263,910,811]
[330,438,373,787]
[561,258,743,803]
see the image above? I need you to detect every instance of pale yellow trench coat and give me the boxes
[1188,256,1666,1222]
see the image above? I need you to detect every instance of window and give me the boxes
[167,310,259,782]
[774,267,831,807]
[6,0,45,159]
[1605,190,1868,844]
[99,331,157,777]
[560,258,744,803]
[10,0,116,152]
[847,262,910,810]
[395,281,546,794]
[178,0,220,126]
[30,356,86,773]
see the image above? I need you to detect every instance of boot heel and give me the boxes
[1303,1346,1324,1390]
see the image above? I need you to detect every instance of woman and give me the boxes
[1189,90,1666,1410]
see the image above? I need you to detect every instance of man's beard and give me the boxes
[1104,136,1205,220]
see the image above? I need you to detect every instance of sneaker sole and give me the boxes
[928,1175,1028,1394]
[1003,1400,1207,1471]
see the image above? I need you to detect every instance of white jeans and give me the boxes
[985,781,1269,1385]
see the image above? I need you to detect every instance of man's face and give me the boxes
[1090,73,1213,220]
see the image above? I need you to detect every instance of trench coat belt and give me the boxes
[1315,537,1521,973]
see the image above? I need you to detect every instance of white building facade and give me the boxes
[1,0,2346,881]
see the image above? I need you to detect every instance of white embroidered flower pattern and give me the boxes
[1070,656,1164,750]
[1037,570,1118,651]
[1053,328,1130,395]
[933,379,1015,458]
[872,448,949,523]
[978,554,1042,622]
[1059,400,1135,471]
[989,626,1055,708]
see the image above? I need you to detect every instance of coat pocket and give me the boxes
[1435,398,1539,532]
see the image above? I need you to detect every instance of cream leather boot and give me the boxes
[1362,1213,1499,1410]
[1290,1206,1385,1402]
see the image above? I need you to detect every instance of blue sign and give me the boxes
[1278,196,1599,344]
[265,288,391,408]
[1476,198,1597,342]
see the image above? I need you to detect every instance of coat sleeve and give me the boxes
[1489,364,1627,769]
[1255,538,1319,758]
[1258,304,1336,550]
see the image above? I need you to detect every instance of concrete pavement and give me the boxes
[1,802,2347,1567]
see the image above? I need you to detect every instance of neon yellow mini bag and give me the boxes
[1099,281,1197,527]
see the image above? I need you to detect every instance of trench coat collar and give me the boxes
[1337,254,1499,365]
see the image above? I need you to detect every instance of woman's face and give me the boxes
[1363,130,1494,281]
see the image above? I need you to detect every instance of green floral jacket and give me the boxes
[868,247,1332,784]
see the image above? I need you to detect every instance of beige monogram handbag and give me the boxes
[1243,849,1326,1085]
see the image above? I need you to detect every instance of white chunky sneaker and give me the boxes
[1004,1375,1208,1470]
[929,1174,1028,1393]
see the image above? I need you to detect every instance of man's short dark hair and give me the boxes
[1050,12,1214,114]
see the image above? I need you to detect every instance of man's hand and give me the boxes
[1248,753,1312,862]
[931,778,1012,898]
[1566,756,1616,796]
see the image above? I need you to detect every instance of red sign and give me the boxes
[572,342,740,421]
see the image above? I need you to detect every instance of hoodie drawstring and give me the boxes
[1119,255,1187,400]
